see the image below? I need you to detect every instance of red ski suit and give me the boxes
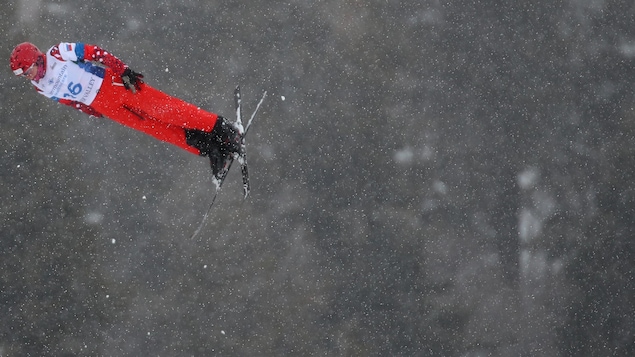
[32,42,218,155]
[89,68,216,155]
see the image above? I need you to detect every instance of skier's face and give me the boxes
[21,63,38,80]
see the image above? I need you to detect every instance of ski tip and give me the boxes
[211,177,222,191]
[243,182,250,199]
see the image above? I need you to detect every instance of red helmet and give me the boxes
[10,42,43,76]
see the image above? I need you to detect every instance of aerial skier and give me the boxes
[9,41,243,180]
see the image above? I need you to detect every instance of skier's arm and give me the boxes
[57,98,103,118]
[57,42,144,91]
[80,43,144,91]
[57,42,128,75]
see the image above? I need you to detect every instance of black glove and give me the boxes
[121,68,144,93]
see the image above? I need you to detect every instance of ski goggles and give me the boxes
[14,62,36,77]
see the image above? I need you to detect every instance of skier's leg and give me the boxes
[93,69,219,131]
[126,83,241,157]
[90,70,230,155]
[90,79,200,154]
[100,106,201,155]
[126,83,219,132]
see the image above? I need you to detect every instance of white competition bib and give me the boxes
[33,49,105,105]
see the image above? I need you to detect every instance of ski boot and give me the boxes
[185,116,243,179]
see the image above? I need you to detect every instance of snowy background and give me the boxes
[2,0,635,356]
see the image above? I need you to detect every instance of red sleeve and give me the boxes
[81,44,128,75]
[58,99,103,118]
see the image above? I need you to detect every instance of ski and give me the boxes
[207,87,264,200]
[234,86,250,198]
[189,86,266,240]
[236,86,267,198]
